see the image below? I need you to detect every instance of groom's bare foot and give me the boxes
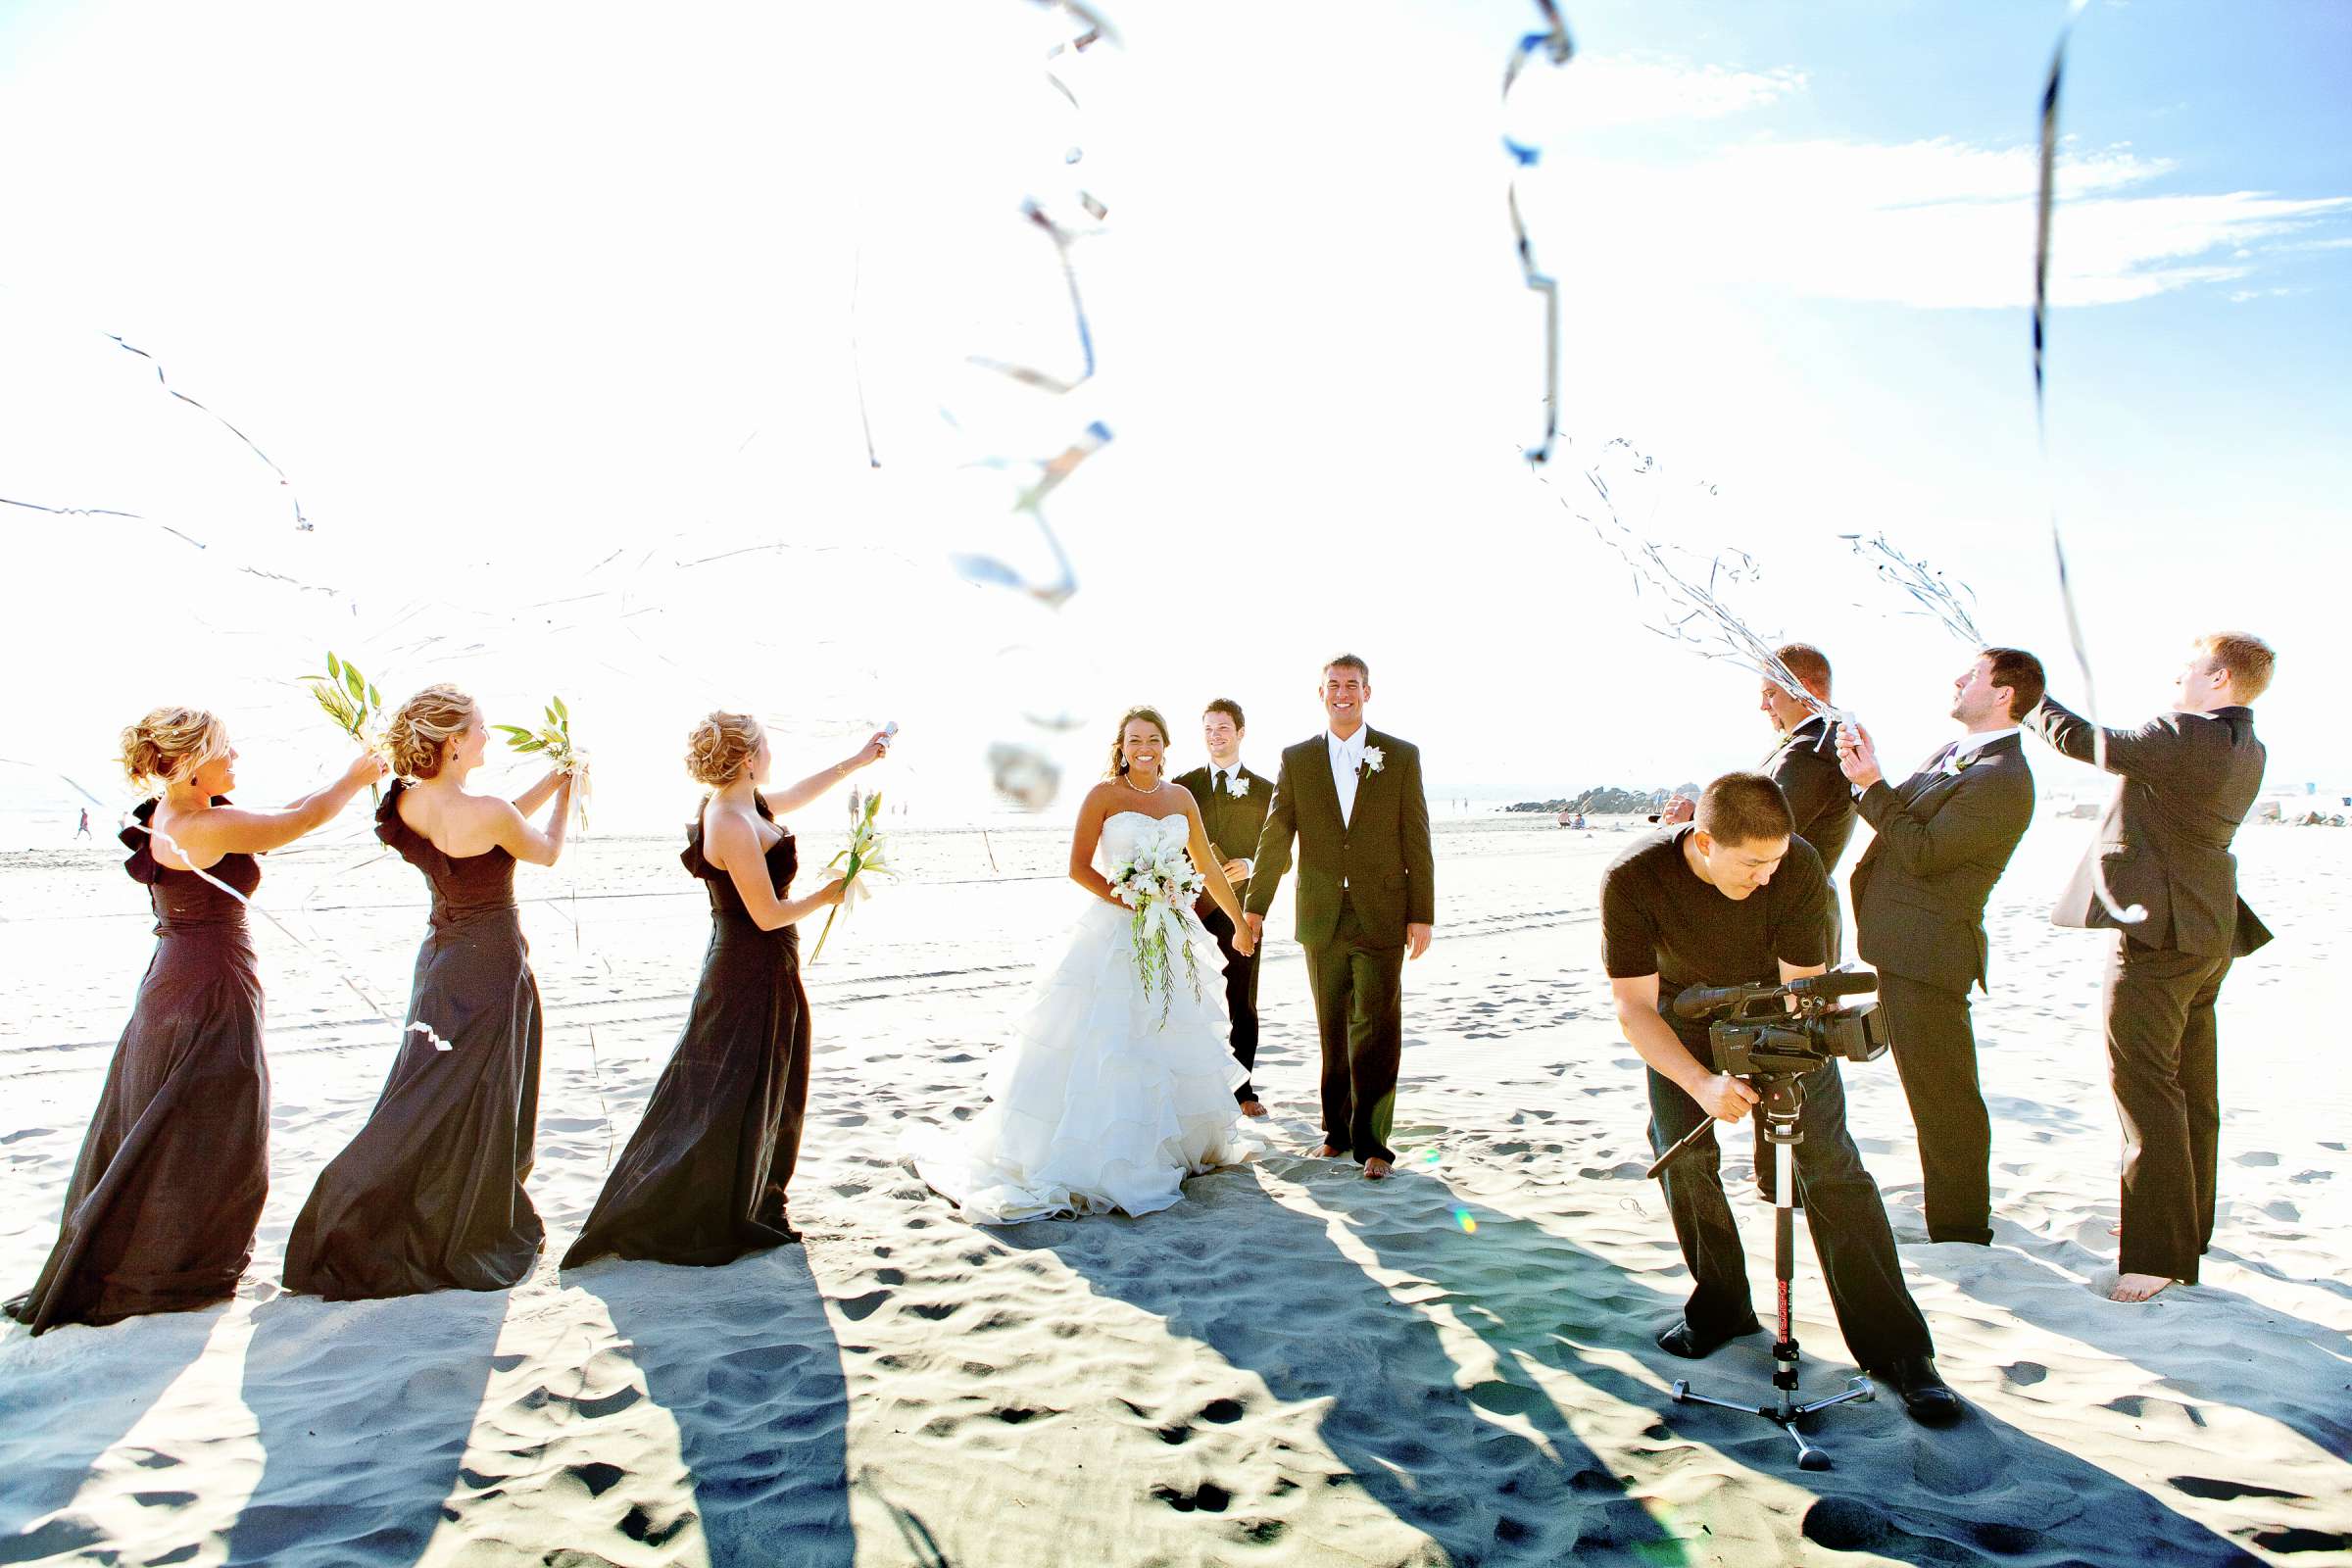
[1240,1100,1268,1118]
[1307,1143,1345,1158]
[2111,1271,2174,1302]
[1363,1157,1392,1180]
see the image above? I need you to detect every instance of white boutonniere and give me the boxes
[1362,746,1386,775]
[1229,776,1250,799]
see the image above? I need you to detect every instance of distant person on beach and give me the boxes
[1838,648,2042,1247]
[1247,654,1436,1180]
[1176,699,1271,1118]
[2023,632,2275,1303]
[6,708,382,1334]
[74,808,90,839]
[283,685,579,1300]
[565,714,886,1267]
[1601,771,1960,1425]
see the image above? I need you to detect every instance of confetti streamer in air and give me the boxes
[965,201,1101,395]
[1,496,146,521]
[852,248,882,468]
[2033,0,2145,925]
[951,420,1112,611]
[104,330,312,532]
[1574,441,1845,725]
[1840,532,1985,645]
[1501,1,1574,467]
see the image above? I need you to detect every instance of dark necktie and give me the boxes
[1213,769,1230,799]
[1919,741,1959,781]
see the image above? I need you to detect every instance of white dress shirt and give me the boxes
[1950,726,2021,766]
[1327,728,1368,827]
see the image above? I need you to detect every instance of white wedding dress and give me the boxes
[907,811,1261,1223]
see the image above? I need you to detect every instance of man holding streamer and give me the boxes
[2024,633,2275,1303]
[1601,772,1959,1424]
[1838,649,2043,1248]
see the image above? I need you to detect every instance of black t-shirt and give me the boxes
[1601,826,1829,1036]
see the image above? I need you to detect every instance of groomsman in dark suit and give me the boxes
[1760,644,1857,956]
[1836,648,2042,1246]
[1662,644,1854,954]
[1175,699,1273,1118]
[2024,632,2276,1302]
[1247,655,1436,1179]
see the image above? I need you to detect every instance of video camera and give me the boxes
[1670,969,1888,1078]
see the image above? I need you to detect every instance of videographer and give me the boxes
[1601,772,1960,1424]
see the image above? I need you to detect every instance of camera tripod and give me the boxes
[1647,1070,1873,1471]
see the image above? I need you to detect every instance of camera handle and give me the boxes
[1650,1069,1874,1471]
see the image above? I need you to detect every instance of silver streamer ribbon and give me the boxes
[2034,0,2144,925]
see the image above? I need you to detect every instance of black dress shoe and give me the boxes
[1656,1316,1763,1360]
[1875,1355,1964,1425]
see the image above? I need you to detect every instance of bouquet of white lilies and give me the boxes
[1107,834,1207,1027]
[808,790,893,966]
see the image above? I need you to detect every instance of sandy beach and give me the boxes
[2,809,2346,1566]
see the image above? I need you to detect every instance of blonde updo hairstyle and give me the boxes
[386,684,479,781]
[1103,705,1171,780]
[120,706,229,790]
[686,710,764,788]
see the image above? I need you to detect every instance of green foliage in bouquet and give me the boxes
[302,651,385,802]
[492,696,590,828]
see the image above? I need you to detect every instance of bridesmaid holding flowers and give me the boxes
[283,684,577,1299]
[563,714,887,1267]
[6,708,383,1334]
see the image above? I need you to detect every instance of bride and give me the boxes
[908,706,1264,1222]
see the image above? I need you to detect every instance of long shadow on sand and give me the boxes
[1319,1174,2269,1568]
[571,1246,853,1567]
[0,1306,219,1563]
[220,1287,507,1567]
[1003,1164,1684,1567]
[1916,1216,2352,1488]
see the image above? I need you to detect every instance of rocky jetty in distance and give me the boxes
[1505,784,1701,815]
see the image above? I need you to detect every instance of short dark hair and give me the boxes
[1774,643,1832,701]
[1981,647,2046,721]
[1323,654,1370,684]
[1695,771,1793,848]
[1202,698,1246,729]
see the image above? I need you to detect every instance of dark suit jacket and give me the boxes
[1766,715,1856,874]
[2025,697,2271,958]
[1247,728,1435,951]
[1175,761,1271,910]
[1850,734,2035,995]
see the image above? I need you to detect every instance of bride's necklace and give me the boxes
[1120,772,1163,796]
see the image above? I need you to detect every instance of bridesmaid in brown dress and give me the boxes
[563,712,886,1267]
[283,684,577,1299]
[6,708,383,1334]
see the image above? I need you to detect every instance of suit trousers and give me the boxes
[1646,1053,1933,1371]
[1199,906,1261,1103]
[1882,972,1993,1245]
[2104,940,2231,1282]
[1303,896,1404,1163]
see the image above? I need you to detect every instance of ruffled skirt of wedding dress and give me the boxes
[907,901,1261,1223]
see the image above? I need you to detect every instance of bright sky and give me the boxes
[2,0,2346,840]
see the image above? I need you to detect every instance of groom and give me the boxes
[1247,655,1436,1178]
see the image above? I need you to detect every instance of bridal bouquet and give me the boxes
[1107,836,1207,1027]
[492,696,591,829]
[808,789,892,966]
[301,651,385,803]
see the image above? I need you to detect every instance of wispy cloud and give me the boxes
[1537,131,2349,309]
